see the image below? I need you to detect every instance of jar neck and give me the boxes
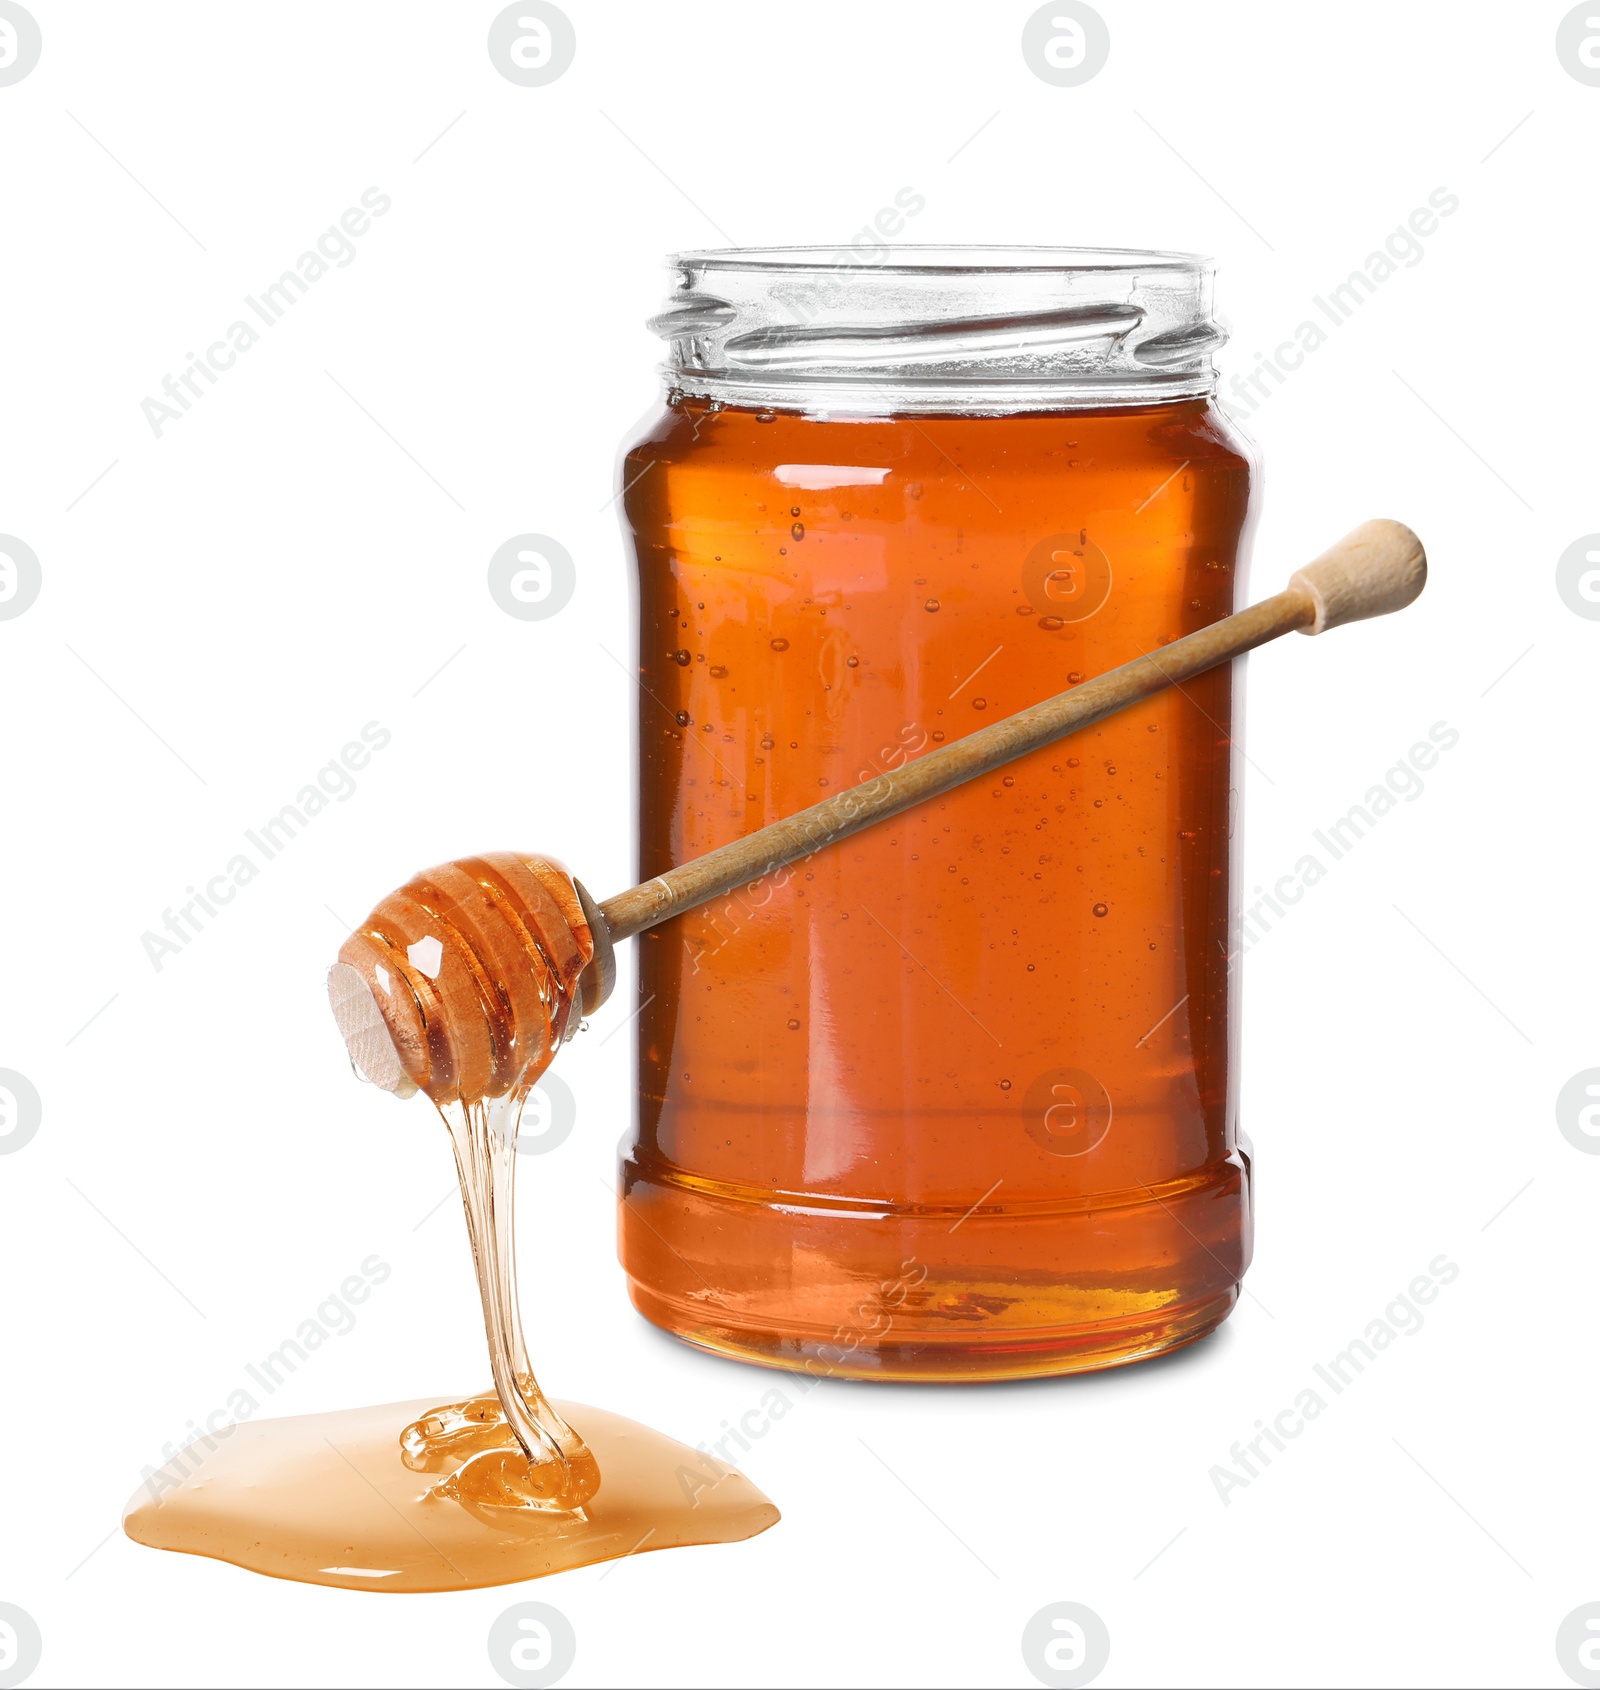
[650,247,1226,417]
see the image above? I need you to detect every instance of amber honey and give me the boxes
[620,387,1255,1380]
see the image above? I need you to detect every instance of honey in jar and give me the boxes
[619,248,1255,1381]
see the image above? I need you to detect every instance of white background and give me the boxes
[2,3,1595,1686]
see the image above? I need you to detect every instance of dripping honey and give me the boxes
[125,855,779,1589]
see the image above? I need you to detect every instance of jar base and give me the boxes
[623,1278,1239,1384]
[619,1148,1250,1384]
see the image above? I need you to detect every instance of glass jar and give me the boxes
[617,247,1255,1381]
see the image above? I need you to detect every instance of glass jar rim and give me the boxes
[652,245,1227,414]
[672,244,1212,276]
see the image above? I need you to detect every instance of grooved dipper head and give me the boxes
[327,852,597,1105]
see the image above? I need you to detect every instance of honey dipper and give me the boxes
[329,518,1425,1096]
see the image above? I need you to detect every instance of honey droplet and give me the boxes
[1093,902,1109,917]
[672,649,691,666]
[760,734,775,750]
[1002,776,1014,787]
[770,638,790,652]
[674,710,691,727]
[790,506,801,517]
[786,1018,801,1030]
[1067,671,1083,685]
[846,655,859,667]
[924,598,940,612]
[709,665,728,679]
[1039,616,1065,631]
[972,697,987,710]
[791,523,805,541]
[1016,604,1035,615]
[999,1079,1012,1091]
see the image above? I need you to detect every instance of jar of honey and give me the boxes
[618,248,1255,1381]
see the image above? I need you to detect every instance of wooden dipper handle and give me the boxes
[1288,517,1427,634]
[587,520,1426,979]
[329,519,1425,1080]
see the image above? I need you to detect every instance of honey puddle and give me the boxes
[121,1393,778,1593]
[124,856,779,1589]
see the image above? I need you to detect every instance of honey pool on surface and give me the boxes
[122,1397,778,1593]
